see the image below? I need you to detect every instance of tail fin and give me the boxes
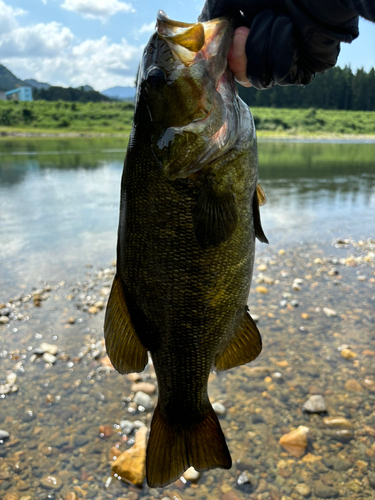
[146,404,231,488]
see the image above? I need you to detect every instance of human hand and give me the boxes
[227,27,251,87]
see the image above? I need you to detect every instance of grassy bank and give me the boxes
[0,100,375,138]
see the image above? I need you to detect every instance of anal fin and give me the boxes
[146,404,231,488]
[215,307,262,371]
[104,275,148,374]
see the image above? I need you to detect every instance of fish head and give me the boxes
[136,11,241,180]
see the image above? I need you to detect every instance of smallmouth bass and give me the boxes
[104,11,268,488]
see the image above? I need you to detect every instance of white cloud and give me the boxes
[0,23,74,58]
[61,0,135,21]
[0,0,26,34]
[0,0,142,90]
[139,21,155,34]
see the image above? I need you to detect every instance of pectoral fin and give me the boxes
[104,275,148,374]
[253,187,269,244]
[193,181,237,250]
[215,307,262,371]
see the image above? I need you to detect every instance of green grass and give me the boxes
[1,101,375,137]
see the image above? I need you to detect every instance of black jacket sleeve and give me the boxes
[199,0,373,89]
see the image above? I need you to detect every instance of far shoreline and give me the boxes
[1,129,375,144]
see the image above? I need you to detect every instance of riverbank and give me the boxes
[1,102,374,139]
[0,238,374,499]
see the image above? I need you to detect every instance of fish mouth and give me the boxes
[156,10,233,74]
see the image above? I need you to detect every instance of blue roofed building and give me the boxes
[5,87,33,102]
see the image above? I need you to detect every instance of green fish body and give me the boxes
[104,11,267,488]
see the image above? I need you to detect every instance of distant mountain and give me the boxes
[101,86,136,100]
[0,64,23,91]
[23,79,51,90]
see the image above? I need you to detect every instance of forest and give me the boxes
[237,66,375,111]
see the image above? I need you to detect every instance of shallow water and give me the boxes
[0,138,374,500]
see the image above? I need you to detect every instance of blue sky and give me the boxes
[1,0,374,91]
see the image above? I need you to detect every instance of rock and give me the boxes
[67,317,76,324]
[0,307,10,316]
[212,402,226,416]
[39,342,58,355]
[40,475,63,490]
[42,353,57,364]
[243,366,270,377]
[295,483,311,497]
[327,429,353,443]
[99,425,113,437]
[322,417,352,428]
[290,299,299,307]
[324,456,352,471]
[0,316,9,324]
[0,384,12,395]
[131,382,156,395]
[0,430,10,440]
[344,379,363,392]
[6,373,17,385]
[74,435,90,447]
[133,420,146,429]
[65,493,78,500]
[88,306,98,314]
[134,391,153,410]
[279,426,309,458]
[362,378,375,392]
[255,286,268,294]
[302,395,327,413]
[222,491,242,500]
[183,466,200,482]
[314,480,339,498]
[368,471,375,489]
[120,420,135,435]
[323,307,337,317]
[258,264,267,271]
[341,349,357,360]
[111,426,147,485]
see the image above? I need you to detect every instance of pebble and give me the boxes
[39,342,58,355]
[327,429,354,443]
[131,382,156,395]
[40,475,63,490]
[183,466,200,482]
[362,378,375,392]
[134,391,153,410]
[290,299,299,307]
[314,480,339,498]
[255,286,268,294]
[212,402,226,416]
[6,373,17,385]
[341,348,357,360]
[120,420,135,435]
[295,483,311,497]
[0,316,9,324]
[324,456,352,471]
[279,426,309,458]
[344,379,363,392]
[302,395,327,413]
[323,307,337,317]
[323,417,352,428]
[0,384,12,395]
[42,353,57,364]
[0,430,10,440]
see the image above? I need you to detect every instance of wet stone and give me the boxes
[42,353,56,364]
[212,402,226,416]
[324,456,352,471]
[74,435,90,447]
[134,391,153,410]
[40,475,63,490]
[327,429,354,443]
[314,480,339,498]
[120,420,135,435]
[302,395,327,413]
[295,483,311,497]
[344,379,363,392]
[0,430,10,440]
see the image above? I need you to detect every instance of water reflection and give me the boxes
[0,138,374,296]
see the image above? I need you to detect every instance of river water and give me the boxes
[0,138,374,500]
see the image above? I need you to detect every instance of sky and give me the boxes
[1,0,374,92]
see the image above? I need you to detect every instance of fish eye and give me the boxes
[146,67,167,90]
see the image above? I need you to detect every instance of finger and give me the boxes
[228,27,251,87]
